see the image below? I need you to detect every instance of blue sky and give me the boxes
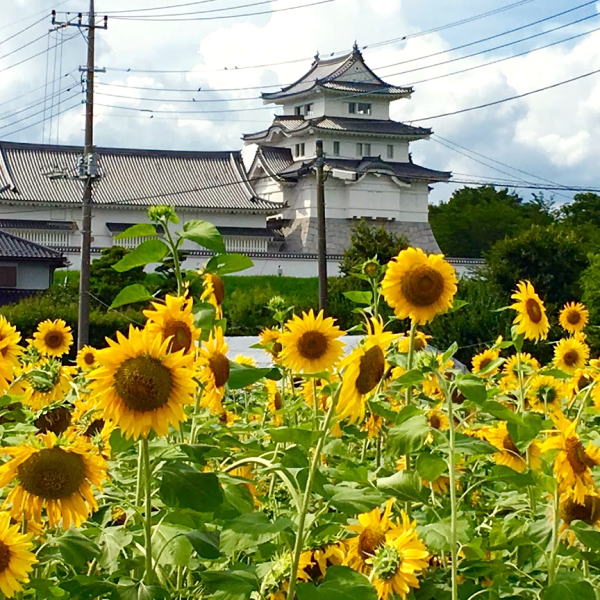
[1,0,599,206]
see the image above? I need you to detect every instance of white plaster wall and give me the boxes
[0,261,52,289]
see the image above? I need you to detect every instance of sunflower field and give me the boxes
[0,206,600,600]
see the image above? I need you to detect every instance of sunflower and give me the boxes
[472,348,501,376]
[381,247,457,325]
[259,328,282,361]
[298,543,345,581]
[76,345,98,371]
[0,316,22,392]
[560,493,600,527]
[31,319,73,357]
[143,294,199,354]
[338,317,397,424]
[559,302,589,335]
[279,310,345,374]
[396,330,430,353]
[266,379,284,426]
[89,326,196,439]
[234,354,256,367]
[510,281,549,342]
[0,432,107,529]
[20,360,74,411]
[475,422,540,473]
[541,412,600,504]
[370,513,430,600]
[33,405,72,436]
[201,273,225,319]
[345,499,395,574]
[499,352,540,392]
[568,368,594,399]
[197,327,230,415]
[527,375,567,414]
[554,337,589,375]
[0,512,37,598]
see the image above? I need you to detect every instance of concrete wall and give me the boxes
[0,261,53,289]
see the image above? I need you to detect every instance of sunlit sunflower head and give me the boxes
[20,360,74,411]
[234,354,256,367]
[279,310,345,374]
[259,328,283,361]
[560,493,600,527]
[381,247,457,325]
[396,330,430,353]
[475,422,533,473]
[197,327,230,415]
[76,345,98,371]
[31,319,73,357]
[337,318,396,424]
[554,337,590,375]
[370,514,430,600]
[510,281,549,342]
[0,432,108,529]
[201,273,225,319]
[0,316,23,392]
[298,543,346,582]
[345,499,395,574]
[527,375,566,414]
[427,407,449,432]
[266,379,284,426]
[559,302,589,335]
[499,352,540,392]
[144,294,200,354]
[0,511,37,598]
[89,326,196,439]
[472,348,501,376]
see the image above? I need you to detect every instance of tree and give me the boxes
[429,186,554,258]
[580,253,600,352]
[484,224,589,306]
[560,192,600,228]
[89,247,146,307]
[339,219,408,277]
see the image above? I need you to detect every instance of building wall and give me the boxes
[282,95,390,120]
[0,261,52,289]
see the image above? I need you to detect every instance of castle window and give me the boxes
[294,143,305,158]
[348,102,356,114]
[387,144,394,159]
[0,266,17,288]
[295,106,302,116]
[304,103,313,115]
[364,143,371,155]
[357,102,371,115]
[333,141,340,156]
[356,143,363,156]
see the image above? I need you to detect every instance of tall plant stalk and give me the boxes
[141,437,156,584]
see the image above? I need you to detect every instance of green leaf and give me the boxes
[421,517,470,551]
[180,220,225,253]
[114,223,158,240]
[324,484,387,513]
[98,527,132,573]
[441,341,459,363]
[205,253,253,275]
[201,568,258,600]
[220,513,292,555]
[297,566,377,600]
[117,583,170,600]
[456,375,487,404]
[490,465,536,487]
[269,427,321,448]
[342,290,372,305]
[390,368,424,387]
[112,239,169,272]
[153,524,193,567]
[541,574,596,600]
[228,363,275,389]
[416,453,447,481]
[571,520,600,550]
[387,414,429,454]
[453,433,496,455]
[110,283,153,308]
[507,412,544,451]
[185,529,221,559]
[159,462,224,512]
[60,576,115,600]
[194,301,217,334]
[55,529,100,569]
[377,471,429,503]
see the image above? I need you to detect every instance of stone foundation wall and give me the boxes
[281,218,441,254]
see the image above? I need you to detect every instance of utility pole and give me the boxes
[315,140,328,312]
[51,3,106,348]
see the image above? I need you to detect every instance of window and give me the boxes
[0,266,17,288]
[304,103,313,115]
[387,144,394,159]
[357,103,372,115]
[348,102,356,114]
[356,143,363,156]
[294,143,305,158]
[364,143,371,155]
[294,106,302,116]
[333,141,340,156]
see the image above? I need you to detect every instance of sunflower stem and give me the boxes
[135,441,144,507]
[547,486,561,585]
[141,437,156,585]
[286,389,339,600]
[403,320,417,473]
[162,218,183,296]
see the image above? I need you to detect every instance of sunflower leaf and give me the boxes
[179,220,225,253]
[296,566,377,600]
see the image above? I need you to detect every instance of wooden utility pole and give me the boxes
[51,2,106,348]
[315,140,328,312]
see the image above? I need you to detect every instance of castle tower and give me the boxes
[243,44,449,254]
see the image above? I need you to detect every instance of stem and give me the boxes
[444,379,459,600]
[162,219,183,296]
[135,441,143,507]
[403,320,417,471]
[189,387,203,445]
[141,437,155,585]
[547,487,561,585]
[286,392,339,600]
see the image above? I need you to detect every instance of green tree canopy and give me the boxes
[430,186,554,258]
[560,192,600,228]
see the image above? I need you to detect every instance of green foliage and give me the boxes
[339,219,408,277]
[580,253,600,350]
[89,247,146,308]
[560,192,600,229]
[430,186,554,257]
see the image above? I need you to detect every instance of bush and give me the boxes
[580,253,600,351]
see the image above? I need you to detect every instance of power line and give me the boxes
[0,101,81,138]
[0,85,78,121]
[100,0,218,14]
[0,0,71,32]
[109,0,282,19]
[0,70,77,108]
[94,91,261,103]
[94,101,272,114]
[0,15,49,46]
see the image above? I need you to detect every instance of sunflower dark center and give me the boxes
[273,391,283,411]
[297,331,329,360]
[303,553,324,581]
[209,353,230,388]
[85,419,105,438]
[211,275,225,305]
[272,341,282,357]
[0,540,10,573]
[356,346,385,395]
[563,350,580,367]
[560,495,600,525]
[83,352,95,365]
[401,265,444,307]
[18,447,85,499]
[44,331,65,350]
[34,406,72,435]
[577,374,593,391]
[565,437,597,474]
[566,310,582,325]
[114,355,173,412]
[525,298,542,324]
[429,413,442,429]
[537,385,558,405]
[478,357,492,370]
[358,526,386,559]
[163,319,192,353]
[502,435,523,457]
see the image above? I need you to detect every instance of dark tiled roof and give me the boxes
[0,219,75,230]
[278,157,450,182]
[243,116,430,141]
[0,230,67,263]
[262,48,411,101]
[0,141,280,214]
[253,146,294,178]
